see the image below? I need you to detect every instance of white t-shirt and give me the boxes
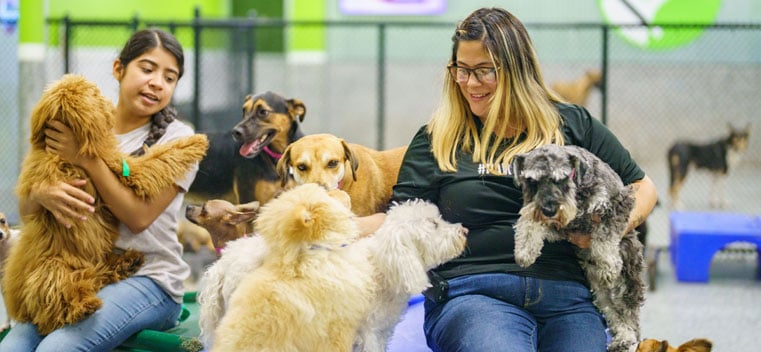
[114,119,197,303]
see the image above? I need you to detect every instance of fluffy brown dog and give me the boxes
[276,133,407,216]
[3,74,208,334]
[551,69,602,106]
[637,338,713,352]
[211,183,375,351]
[185,199,259,250]
[0,211,16,332]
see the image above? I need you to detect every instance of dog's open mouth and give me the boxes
[239,131,275,158]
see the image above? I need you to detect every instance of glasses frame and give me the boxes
[447,65,500,84]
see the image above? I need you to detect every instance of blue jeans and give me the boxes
[0,276,181,352]
[423,273,607,352]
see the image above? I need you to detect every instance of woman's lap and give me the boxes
[0,276,180,352]
[423,272,607,352]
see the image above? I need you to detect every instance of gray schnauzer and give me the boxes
[512,144,645,352]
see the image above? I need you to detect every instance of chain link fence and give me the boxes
[3,17,760,227]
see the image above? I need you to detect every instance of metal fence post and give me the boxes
[377,23,386,150]
[192,6,201,129]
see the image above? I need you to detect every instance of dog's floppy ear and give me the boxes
[341,140,359,182]
[286,98,306,123]
[511,155,525,187]
[227,201,260,225]
[277,145,294,186]
[241,95,253,113]
[679,338,713,352]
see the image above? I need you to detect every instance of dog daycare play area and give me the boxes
[1,1,761,351]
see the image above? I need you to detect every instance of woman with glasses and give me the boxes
[359,6,658,352]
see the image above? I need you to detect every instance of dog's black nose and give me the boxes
[540,204,558,217]
[231,128,243,142]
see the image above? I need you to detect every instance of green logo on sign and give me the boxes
[597,0,722,50]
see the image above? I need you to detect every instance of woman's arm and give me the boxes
[356,212,387,237]
[623,175,658,234]
[45,120,178,234]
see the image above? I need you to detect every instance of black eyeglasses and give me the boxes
[448,65,499,84]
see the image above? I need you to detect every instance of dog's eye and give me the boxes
[297,164,308,172]
[0,219,5,225]
[256,108,270,118]
[327,160,339,169]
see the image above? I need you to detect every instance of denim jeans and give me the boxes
[0,276,181,352]
[423,272,607,352]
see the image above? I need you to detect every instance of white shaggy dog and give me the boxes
[198,197,467,351]
[353,199,468,352]
[197,235,268,347]
[210,183,376,352]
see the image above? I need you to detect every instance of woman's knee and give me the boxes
[425,294,537,352]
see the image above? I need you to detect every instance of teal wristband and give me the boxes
[122,158,130,177]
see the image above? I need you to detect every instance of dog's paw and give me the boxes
[514,249,539,267]
[607,339,638,352]
[111,249,145,279]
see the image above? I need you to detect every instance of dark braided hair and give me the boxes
[117,28,185,156]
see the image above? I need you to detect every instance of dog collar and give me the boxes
[263,146,282,160]
[308,243,349,251]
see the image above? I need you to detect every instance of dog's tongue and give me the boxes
[239,140,261,157]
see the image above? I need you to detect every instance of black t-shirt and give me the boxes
[390,103,645,286]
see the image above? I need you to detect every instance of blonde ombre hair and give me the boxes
[428,7,564,173]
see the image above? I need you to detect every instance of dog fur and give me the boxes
[353,199,467,352]
[637,338,713,352]
[3,74,208,334]
[277,133,407,216]
[187,91,305,206]
[551,69,603,106]
[668,123,751,209]
[210,183,375,351]
[0,211,17,332]
[185,199,259,250]
[197,197,467,352]
[512,144,644,352]
[197,235,268,347]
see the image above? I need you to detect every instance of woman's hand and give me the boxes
[29,179,95,228]
[44,120,91,167]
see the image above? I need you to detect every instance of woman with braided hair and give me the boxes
[2,28,198,351]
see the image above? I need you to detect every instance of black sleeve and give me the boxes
[391,125,441,204]
[558,103,645,185]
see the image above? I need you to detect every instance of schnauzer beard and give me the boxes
[520,193,578,230]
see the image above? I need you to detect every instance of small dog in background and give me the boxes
[637,337,713,352]
[185,199,260,251]
[276,133,407,216]
[551,69,602,106]
[668,123,751,209]
[0,211,17,332]
[512,144,644,352]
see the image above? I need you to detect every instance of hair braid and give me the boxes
[130,106,177,156]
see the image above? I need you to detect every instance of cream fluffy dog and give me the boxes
[198,197,468,352]
[4,74,208,334]
[276,133,407,216]
[211,183,376,352]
